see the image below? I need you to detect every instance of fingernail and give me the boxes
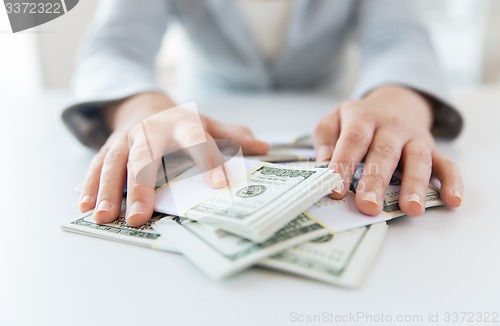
[212,167,226,185]
[332,182,344,195]
[126,201,145,220]
[453,189,462,205]
[317,145,334,162]
[80,194,91,205]
[362,191,379,207]
[407,193,422,206]
[96,200,111,212]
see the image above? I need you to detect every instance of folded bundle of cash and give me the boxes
[154,159,343,243]
[153,214,388,286]
[61,205,387,287]
[63,147,443,287]
[62,179,442,287]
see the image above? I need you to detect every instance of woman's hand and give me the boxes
[314,86,463,217]
[78,92,269,226]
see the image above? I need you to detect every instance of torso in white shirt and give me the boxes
[235,0,293,60]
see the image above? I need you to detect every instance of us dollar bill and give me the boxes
[186,165,319,220]
[382,172,443,217]
[260,222,388,288]
[152,213,329,280]
[61,202,178,253]
[155,159,342,243]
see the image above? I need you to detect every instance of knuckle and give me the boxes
[89,154,104,170]
[112,129,130,141]
[128,146,157,176]
[105,148,128,164]
[127,126,142,146]
[364,172,387,189]
[127,182,152,196]
[386,116,405,129]
[407,146,432,164]
[331,157,356,177]
[99,178,121,191]
[336,157,355,168]
[130,142,151,157]
[443,161,461,178]
[344,130,369,147]
[314,122,328,136]
[106,130,129,147]
[408,174,426,187]
[97,145,108,159]
[359,109,375,122]
[373,141,399,160]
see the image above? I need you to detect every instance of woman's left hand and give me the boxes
[313,85,463,216]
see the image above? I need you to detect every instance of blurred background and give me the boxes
[0,0,499,95]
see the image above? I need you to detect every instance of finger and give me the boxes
[328,102,376,198]
[125,141,159,227]
[355,130,406,215]
[125,131,229,227]
[125,132,168,227]
[79,150,106,212]
[93,142,129,224]
[181,132,229,188]
[432,151,463,207]
[313,109,340,162]
[206,120,269,155]
[125,174,156,228]
[134,115,220,186]
[398,141,433,217]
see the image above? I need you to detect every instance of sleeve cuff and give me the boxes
[62,100,114,149]
[62,87,164,149]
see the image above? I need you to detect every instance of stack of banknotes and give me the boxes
[154,159,342,243]
[63,153,443,288]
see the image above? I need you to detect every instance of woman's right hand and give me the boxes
[78,92,269,227]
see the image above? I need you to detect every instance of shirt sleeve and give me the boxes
[352,0,463,139]
[62,0,172,148]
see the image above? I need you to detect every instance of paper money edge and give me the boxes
[198,172,342,243]
[60,212,180,254]
[259,222,388,288]
[153,217,329,280]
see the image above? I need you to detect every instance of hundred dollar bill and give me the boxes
[260,222,388,288]
[153,213,329,280]
[61,202,178,253]
[155,158,342,243]
[382,172,443,217]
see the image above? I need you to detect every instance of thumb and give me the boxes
[206,119,269,155]
[235,133,270,155]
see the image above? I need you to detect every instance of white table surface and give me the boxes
[1,87,499,326]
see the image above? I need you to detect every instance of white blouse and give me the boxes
[235,0,293,60]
